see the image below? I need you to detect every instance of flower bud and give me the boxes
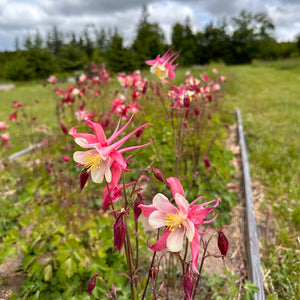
[87,273,100,295]
[80,168,90,190]
[202,151,210,169]
[152,167,164,183]
[112,213,127,253]
[183,266,194,300]
[142,81,148,94]
[60,121,68,134]
[135,127,144,138]
[183,96,190,108]
[216,226,229,259]
[133,193,143,221]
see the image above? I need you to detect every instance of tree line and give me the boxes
[0,7,299,81]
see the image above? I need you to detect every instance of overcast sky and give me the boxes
[0,0,299,51]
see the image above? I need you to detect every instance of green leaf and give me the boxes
[43,264,53,281]
[2,229,20,244]
[64,257,77,278]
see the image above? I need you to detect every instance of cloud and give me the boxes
[0,0,299,51]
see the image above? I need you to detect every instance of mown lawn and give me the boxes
[222,59,300,297]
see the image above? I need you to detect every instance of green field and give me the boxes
[1,60,299,297]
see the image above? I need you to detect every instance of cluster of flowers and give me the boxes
[110,70,148,120]
[48,64,112,123]
[67,47,229,299]
[0,101,24,147]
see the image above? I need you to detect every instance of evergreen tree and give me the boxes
[47,26,64,56]
[132,5,165,68]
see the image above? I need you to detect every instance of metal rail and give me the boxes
[236,109,265,300]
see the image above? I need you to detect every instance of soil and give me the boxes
[0,124,274,299]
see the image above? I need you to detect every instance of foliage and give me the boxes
[1,8,299,82]
[223,58,300,299]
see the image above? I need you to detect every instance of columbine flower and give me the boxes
[69,115,154,184]
[146,47,179,80]
[139,177,219,273]
[0,121,9,131]
[1,132,10,146]
[48,75,57,84]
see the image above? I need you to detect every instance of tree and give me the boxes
[106,29,134,72]
[47,26,64,56]
[132,5,165,69]
[231,10,275,63]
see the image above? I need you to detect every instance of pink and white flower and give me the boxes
[69,115,154,184]
[0,121,9,131]
[48,75,58,84]
[146,47,180,80]
[139,177,219,273]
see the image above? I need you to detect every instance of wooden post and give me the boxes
[236,109,265,300]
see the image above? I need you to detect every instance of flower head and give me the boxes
[139,177,219,273]
[146,47,179,80]
[69,115,154,184]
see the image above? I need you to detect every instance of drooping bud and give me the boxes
[80,168,90,190]
[133,193,143,221]
[135,127,143,138]
[87,273,100,295]
[216,226,229,259]
[152,167,164,183]
[9,111,17,121]
[183,96,190,108]
[142,81,148,94]
[183,265,194,300]
[112,212,127,253]
[194,107,200,117]
[202,151,211,169]
[62,155,70,162]
[60,121,68,134]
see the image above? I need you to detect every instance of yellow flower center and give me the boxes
[155,68,164,78]
[84,152,102,172]
[164,213,186,231]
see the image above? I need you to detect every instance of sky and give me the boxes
[0,0,299,51]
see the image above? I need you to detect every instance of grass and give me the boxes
[222,59,300,297]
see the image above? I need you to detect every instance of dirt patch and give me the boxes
[0,246,25,299]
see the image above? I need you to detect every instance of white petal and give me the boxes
[149,211,166,229]
[185,219,195,242]
[153,193,178,214]
[166,227,184,252]
[104,167,112,183]
[75,137,90,148]
[174,193,189,214]
[73,151,88,164]
[91,169,104,183]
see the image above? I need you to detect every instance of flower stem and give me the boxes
[141,229,159,300]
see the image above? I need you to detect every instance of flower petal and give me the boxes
[91,168,105,183]
[73,151,89,164]
[166,227,184,252]
[174,193,189,214]
[149,211,167,229]
[165,177,185,198]
[150,230,171,251]
[153,193,178,215]
[139,204,157,218]
[191,232,200,274]
[185,219,195,242]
